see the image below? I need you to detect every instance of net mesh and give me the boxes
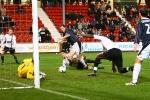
[0,2,35,89]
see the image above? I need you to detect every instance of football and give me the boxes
[59,66,66,73]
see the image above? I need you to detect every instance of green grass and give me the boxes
[0,52,150,100]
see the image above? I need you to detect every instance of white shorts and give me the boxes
[71,42,80,55]
[137,44,150,61]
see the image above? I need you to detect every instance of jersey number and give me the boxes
[145,24,150,34]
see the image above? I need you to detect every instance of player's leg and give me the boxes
[12,54,20,64]
[78,55,88,68]
[1,50,5,65]
[57,58,69,73]
[1,46,7,65]
[67,48,75,61]
[93,53,103,72]
[111,49,129,73]
[88,52,104,76]
[57,52,69,72]
[126,45,150,85]
[86,59,101,64]
[10,48,20,64]
[111,60,116,73]
[68,42,87,67]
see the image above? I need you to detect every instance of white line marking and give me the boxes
[38,88,89,100]
[0,78,88,100]
[100,65,150,70]
[0,78,31,87]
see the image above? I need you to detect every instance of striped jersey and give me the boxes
[65,28,80,45]
[0,34,16,48]
[135,18,150,47]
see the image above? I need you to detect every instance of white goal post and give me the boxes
[32,0,40,88]
[0,1,40,90]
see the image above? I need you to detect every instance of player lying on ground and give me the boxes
[57,50,103,72]
[18,58,46,79]
[77,31,133,76]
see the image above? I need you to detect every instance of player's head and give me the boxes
[8,29,13,35]
[61,50,67,58]
[60,24,66,32]
[139,7,148,18]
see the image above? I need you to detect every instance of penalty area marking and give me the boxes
[0,78,89,100]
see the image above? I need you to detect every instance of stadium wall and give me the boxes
[0,42,142,53]
[82,42,142,52]
[0,43,60,53]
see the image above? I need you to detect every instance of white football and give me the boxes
[59,66,66,73]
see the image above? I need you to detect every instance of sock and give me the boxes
[62,58,68,68]
[13,55,19,63]
[93,67,98,73]
[86,59,95,63]
[1,56,4,63]
[93,58,101,73]
[132,63,141,83]
[79,56,87,66]
[94,58,101,67]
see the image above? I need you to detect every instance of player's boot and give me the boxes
[1,62,4,65]
[88,72,97,76]
[125,82,137,86]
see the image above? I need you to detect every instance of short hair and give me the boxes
[139,7,148,17]
[60,24,66,28]
[61,49,66,53]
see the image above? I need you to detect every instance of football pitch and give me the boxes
[0,52,150,100]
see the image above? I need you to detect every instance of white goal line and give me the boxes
[0,78,88,100]
[0,78,34,90]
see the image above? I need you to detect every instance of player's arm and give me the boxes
[77,30,94,38]
[58,34,70,42]
[27,63,34,79]
[133,43,138,52]
[12,35,16,49]
[111,60,116,73]
[133,22,142,52]
[0,35,6,47]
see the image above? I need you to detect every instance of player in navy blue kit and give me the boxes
[58,24,87,68]
[126,7,150,85]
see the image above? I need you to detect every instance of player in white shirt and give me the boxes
[57,42,90,72]
[0,29,19,65]
[77,32,132,76]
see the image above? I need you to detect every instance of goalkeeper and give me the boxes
[18,58,46,79]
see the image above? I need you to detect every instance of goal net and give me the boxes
[0,1,40,89]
